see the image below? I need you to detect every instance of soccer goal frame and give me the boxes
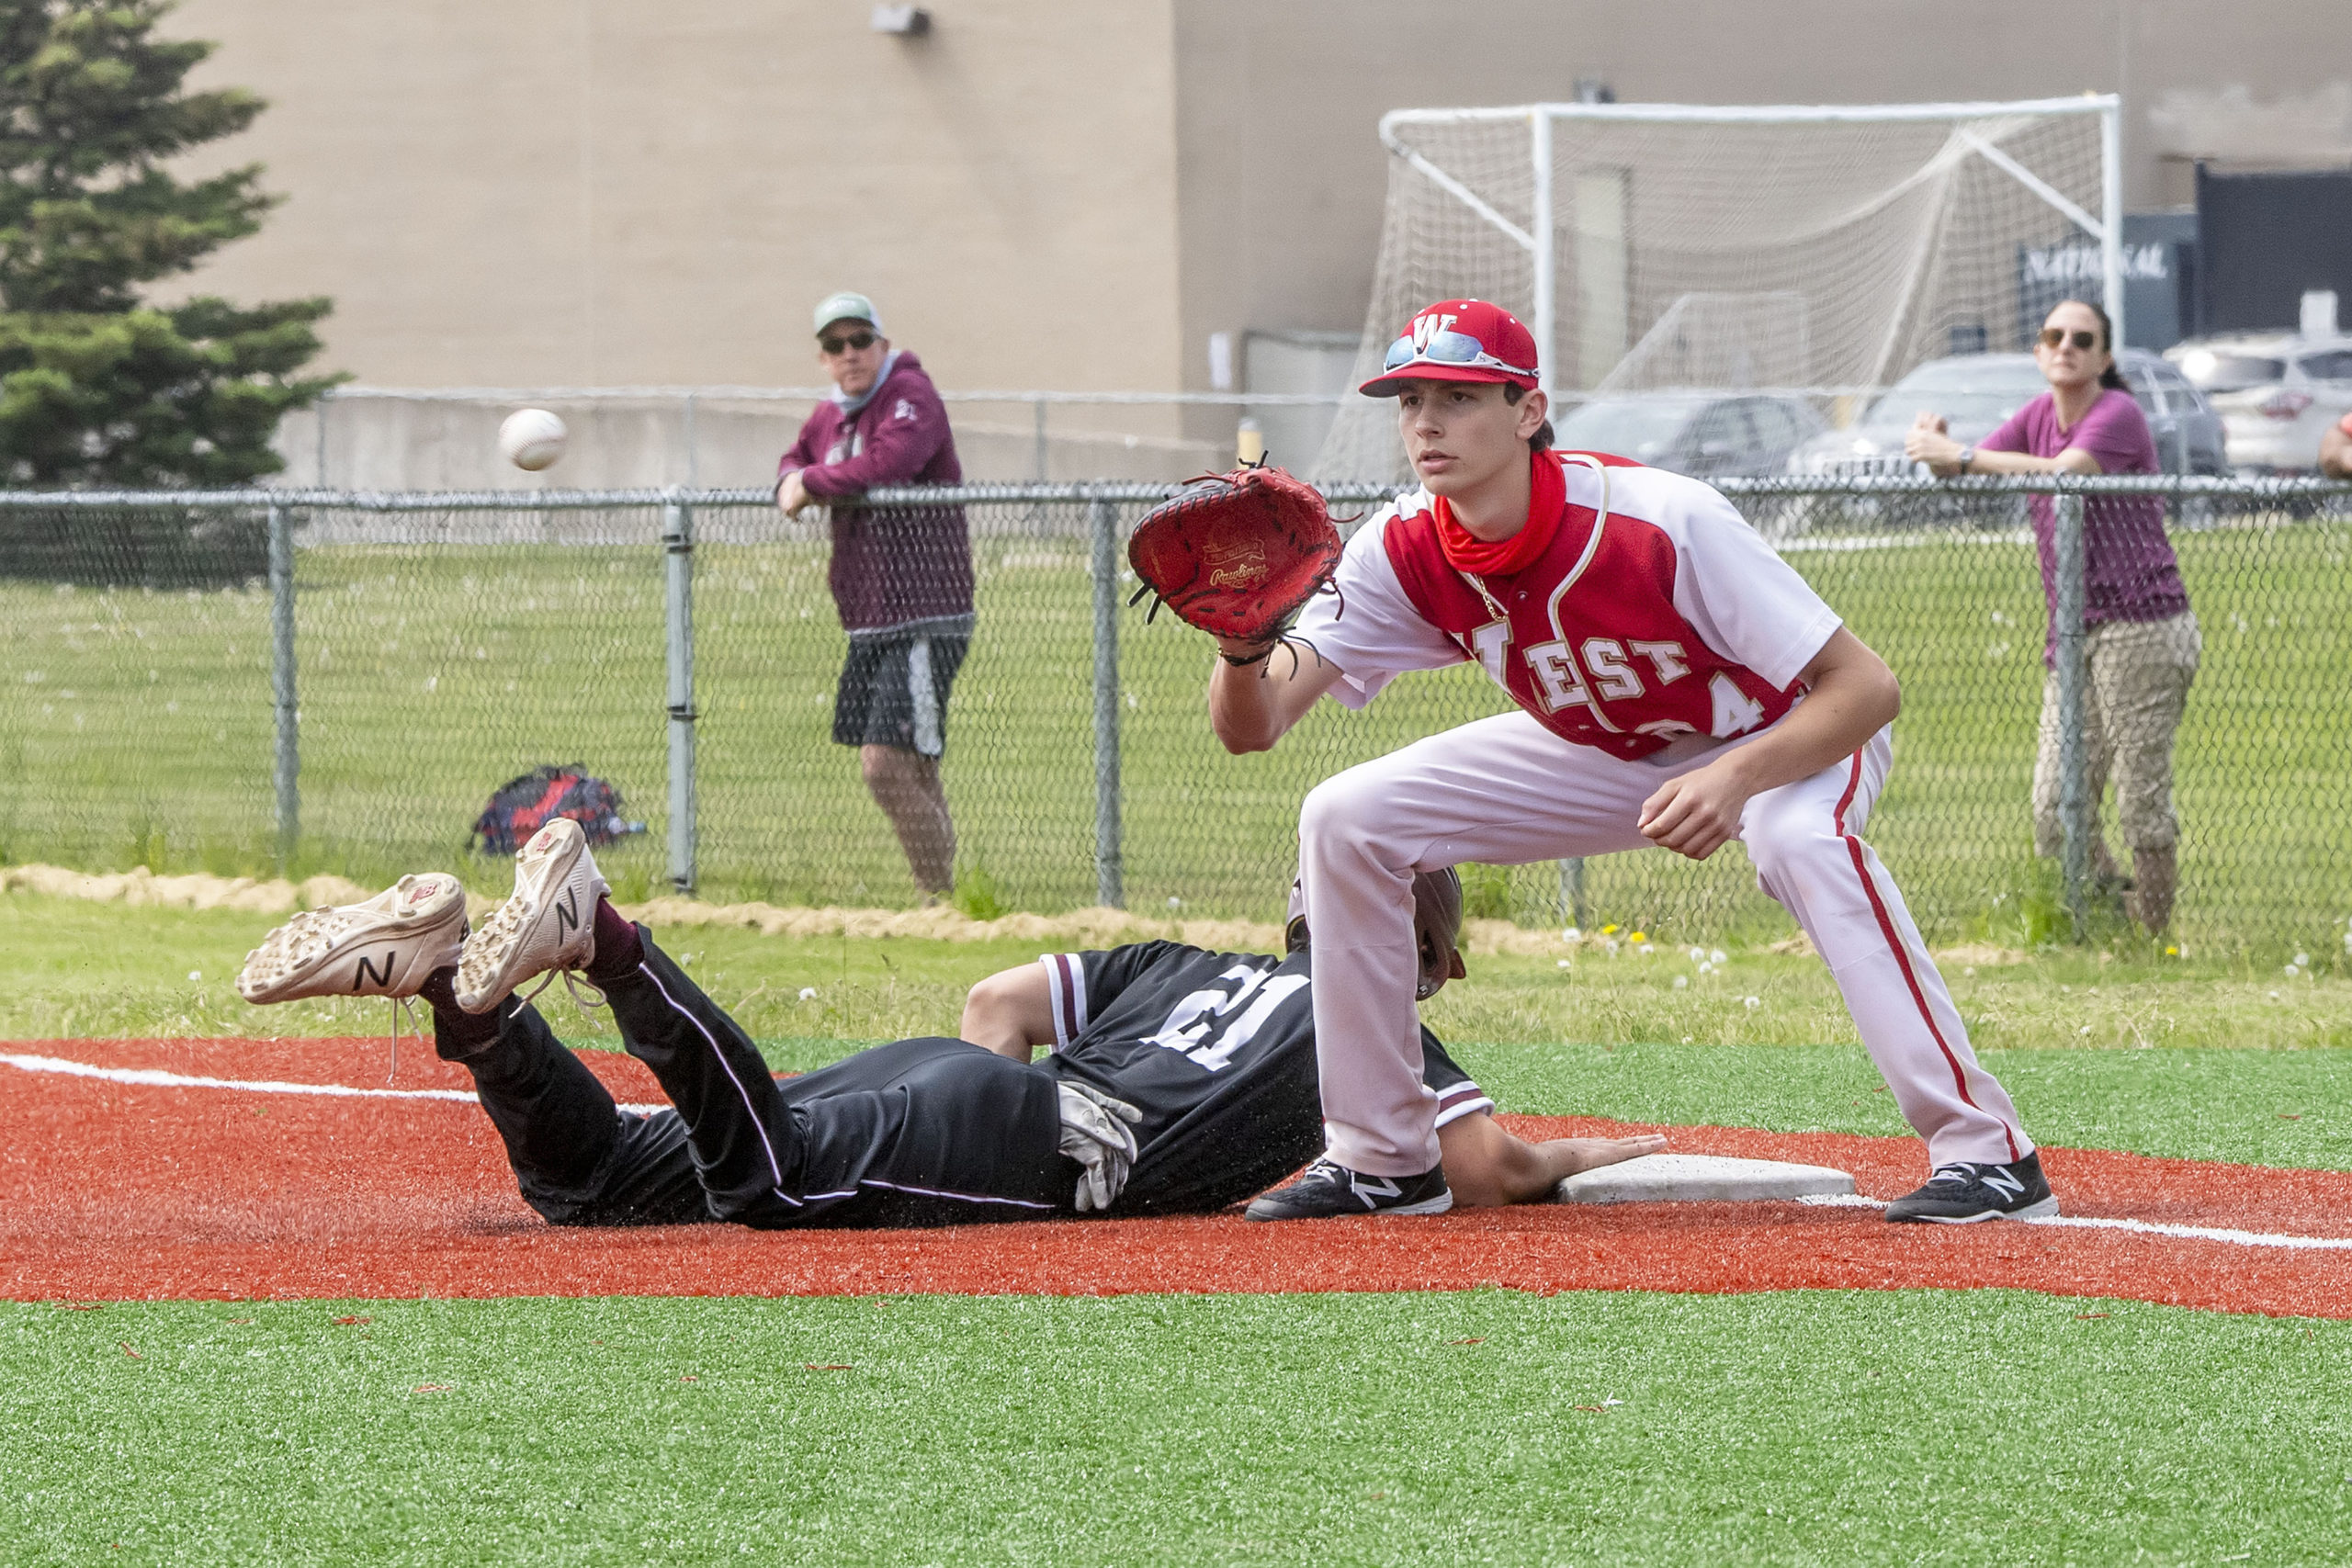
[1376,96,2124,403]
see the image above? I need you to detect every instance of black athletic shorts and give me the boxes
[833,622,970,757]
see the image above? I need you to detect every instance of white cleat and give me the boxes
[456,818,610,1014]
[235,874,468,1004]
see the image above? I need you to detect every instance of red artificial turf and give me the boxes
[5,1037,2347,1316]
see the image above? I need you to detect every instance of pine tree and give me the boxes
[0,0,335,488]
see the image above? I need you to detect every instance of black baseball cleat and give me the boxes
[1884,1151,2059,1224]
[1244,1157,1453,1221]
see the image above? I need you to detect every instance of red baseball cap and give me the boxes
[1359,299,1542,398]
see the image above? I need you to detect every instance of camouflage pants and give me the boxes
[2032,611,2200,857]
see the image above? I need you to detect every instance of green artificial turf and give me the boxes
[5,509,2348,947]
[7,1291,2346,1565]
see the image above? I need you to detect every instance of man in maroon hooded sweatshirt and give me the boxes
[776,291,974,899]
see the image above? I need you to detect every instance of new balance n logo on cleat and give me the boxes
[1244,1157,1453,1221]
[1884,1151,2057,1224]
[233,873,466,1006]
[452,817,609,1015]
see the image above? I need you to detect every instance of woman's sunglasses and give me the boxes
[820,330,877,355]
[2037,327,2100,352]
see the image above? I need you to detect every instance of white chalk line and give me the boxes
[1796,1190,2352,1252]
[0,1051,665,1114]
[2028,1213,2352,1252]
[9,1051,2352,1255]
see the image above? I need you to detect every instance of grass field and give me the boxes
[12,1292,2348,1564]
[5,501,2348,950]
[12,887,2352,1562]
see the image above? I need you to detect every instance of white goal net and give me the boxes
[1317,98,2119,481]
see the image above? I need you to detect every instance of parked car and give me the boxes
[2165,332,2352,472]
[1785,350,2227,479]
[1775,351,2226,536]
[1551,391,1826,479]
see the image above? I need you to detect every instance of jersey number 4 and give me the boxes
[1707,671,1767,737]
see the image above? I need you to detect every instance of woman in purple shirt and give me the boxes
[1905,299,2199,931]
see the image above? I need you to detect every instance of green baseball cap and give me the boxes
[813,291,883,335]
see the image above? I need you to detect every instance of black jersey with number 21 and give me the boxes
[1035,942,1490,1214]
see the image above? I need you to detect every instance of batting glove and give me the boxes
[1056,1081,1144,1213]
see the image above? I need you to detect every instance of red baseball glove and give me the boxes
[1125,463,1343,648]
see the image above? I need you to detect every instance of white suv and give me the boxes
[2165,333,2352,473]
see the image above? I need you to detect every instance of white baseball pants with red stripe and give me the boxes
[1298,710,2030,1178]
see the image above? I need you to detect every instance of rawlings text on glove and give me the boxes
[1126,464,1343,650]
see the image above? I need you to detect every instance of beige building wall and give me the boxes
[171,0,1184,395]
[152,1,2345,483]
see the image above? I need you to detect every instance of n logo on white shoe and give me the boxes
[555,891,580,937]
[353,952,394,990]
[1981,1167,2024,1200]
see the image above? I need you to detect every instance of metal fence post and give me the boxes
[662,492,698,894]
[266,501,300,872]
[1090,494,1125,908]
[2053,490,2090,940]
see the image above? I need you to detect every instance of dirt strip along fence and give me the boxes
[4,475,2348,954]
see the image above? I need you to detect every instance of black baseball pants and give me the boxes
[435,931,1075,1228]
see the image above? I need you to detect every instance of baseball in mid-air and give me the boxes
[498,408,568,471]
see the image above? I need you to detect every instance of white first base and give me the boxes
[1554,1153,1855,1205]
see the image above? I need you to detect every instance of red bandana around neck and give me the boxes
[1433,449,1567,577]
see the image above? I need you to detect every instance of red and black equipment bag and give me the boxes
[470,764,641,855]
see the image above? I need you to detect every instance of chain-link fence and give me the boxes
[4,476,2347,954]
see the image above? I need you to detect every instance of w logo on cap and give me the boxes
[1410,311,1462,351]
[1363,298,1542,396]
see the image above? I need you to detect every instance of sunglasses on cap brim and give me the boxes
[1383,328,1536,379]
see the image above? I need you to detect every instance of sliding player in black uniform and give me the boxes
[235,820,1660,1226]
[955,871,1661,1214]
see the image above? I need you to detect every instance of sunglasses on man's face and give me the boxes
[820,330,877,355]
[2037,327,2100,352]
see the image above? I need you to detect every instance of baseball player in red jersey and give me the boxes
[1211,299,2054,1225]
